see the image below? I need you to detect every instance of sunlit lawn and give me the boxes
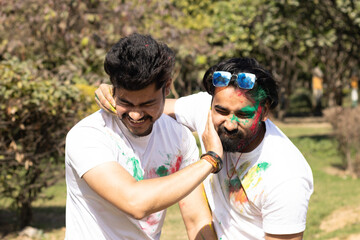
[1,118,360,239]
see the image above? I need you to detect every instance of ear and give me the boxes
[164,79,172,96]
[261,102,271,122]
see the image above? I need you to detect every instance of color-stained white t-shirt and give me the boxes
[65,110,198,240]
[175,92,314,240]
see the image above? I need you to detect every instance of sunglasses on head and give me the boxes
[212,71,256,90]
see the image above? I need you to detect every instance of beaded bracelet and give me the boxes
[201,151,223,173]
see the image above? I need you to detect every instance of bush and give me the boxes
[323,106,360,177]
[0,57,88,228]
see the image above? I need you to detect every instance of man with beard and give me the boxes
[65,33,221,240]
[95,57,314,240]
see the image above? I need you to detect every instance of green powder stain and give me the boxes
[128,157,143,181]
[156,165,169,177]
[230,114,240,123]
[229,178,241,190]
[240,105,257,114]
[258,162,270,171]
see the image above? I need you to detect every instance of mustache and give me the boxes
[122,113,152,121]
[217,125,246,152]
[217,125,243,138]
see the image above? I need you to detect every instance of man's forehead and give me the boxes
[213,86,255,103]
[114,84,162,104]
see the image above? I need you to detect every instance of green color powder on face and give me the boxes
[230,114,241,123]
[239,105,257,118]
[128,157,144,181]
[156,165,169,177]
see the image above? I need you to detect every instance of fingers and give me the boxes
[202,110,223,159]
[207,110,213,131]
[102,84,116,107]
[95,84,117,115]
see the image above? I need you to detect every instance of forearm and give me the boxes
[129,159,213,218]
[84,159,214,220]
[179,184,217,240]
[164,98,177,119]
[265,232,303,240]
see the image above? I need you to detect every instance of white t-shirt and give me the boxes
[65,110,198,240]
[175,92,314,240]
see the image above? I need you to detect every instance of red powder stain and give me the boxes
[146,214,159,226]
[235,89,245,102]
[170,155,183,173]
[250,105,262,132]
[146,168,157,178]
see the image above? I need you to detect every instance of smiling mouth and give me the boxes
[129,118,145,123]
[126,115,150,125]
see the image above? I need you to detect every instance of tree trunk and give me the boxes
[19,202,32,229]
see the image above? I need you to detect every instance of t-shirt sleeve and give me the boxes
[178,126,200,170]
[174,92,211,132]
[66,125,116,178]
[262,176,314,234]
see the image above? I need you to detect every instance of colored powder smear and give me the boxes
[156,166,168,177]
[228,177,248,204]
[153,154,183,177]
[127,157,144,181]
[241,162,270,190]
[228,161,271,205]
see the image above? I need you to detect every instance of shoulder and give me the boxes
[156,114,191,135]
[66,110,114,143]
[176,91,212,106]
[262,120,312,174]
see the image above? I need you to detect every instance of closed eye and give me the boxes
[235,111,255,119]
[214,106,229,116]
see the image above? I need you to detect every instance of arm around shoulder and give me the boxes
[83,159,214,219]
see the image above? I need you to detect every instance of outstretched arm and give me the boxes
[75,109,222,220]
[82,159,213,220]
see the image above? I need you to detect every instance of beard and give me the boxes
[217,125,248,152]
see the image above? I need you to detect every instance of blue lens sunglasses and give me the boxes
[212,71,256,89]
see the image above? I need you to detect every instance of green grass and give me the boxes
[294,136,360,239]
[1,121,360,239]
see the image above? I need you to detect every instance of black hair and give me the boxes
[104,33,175,91]
[202,58,279,110]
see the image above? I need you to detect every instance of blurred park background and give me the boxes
[0,0,360,239]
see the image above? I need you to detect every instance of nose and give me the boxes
[223,117,238,132]
[128,109,144,121]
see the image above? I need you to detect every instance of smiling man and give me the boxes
[95,57,314,240]
[65,33,221,240]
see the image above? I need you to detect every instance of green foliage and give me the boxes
[0,56,88,228]
[75,83,100,118]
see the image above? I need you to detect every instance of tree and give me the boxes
[0,57,88,228]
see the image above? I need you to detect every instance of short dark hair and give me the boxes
[202,58,279,110]
[104,33,175,91]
